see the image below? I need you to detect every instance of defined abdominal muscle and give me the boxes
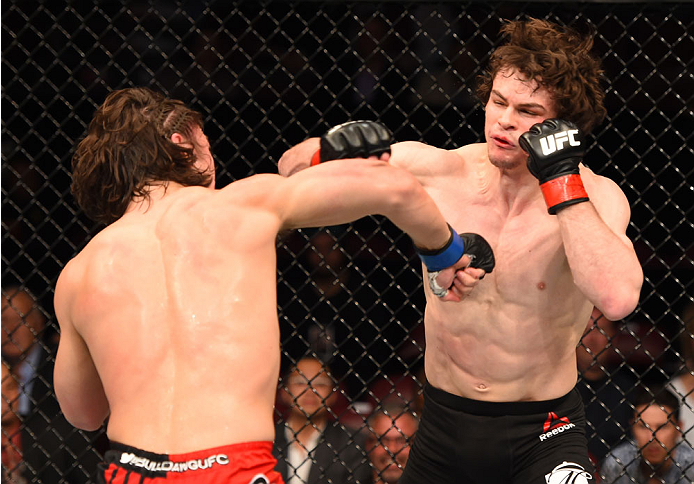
[424,316,577,401]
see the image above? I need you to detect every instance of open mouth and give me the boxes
[492,136,514,148]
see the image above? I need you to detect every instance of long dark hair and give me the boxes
[71,87,212,224]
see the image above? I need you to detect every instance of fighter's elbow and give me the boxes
[277,155,292,177]
[277,154,296,177]
[278,138,320,177]
[61,406,109,431]
[72,416,107,432]
[57,392,110,431]
[597,286,641,322]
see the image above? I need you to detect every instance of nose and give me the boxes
[498,107,515,130]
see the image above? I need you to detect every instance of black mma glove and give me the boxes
[416,226,495,298]
[311,121,393,165]
[459,233,496,274]
[518,118,590,215]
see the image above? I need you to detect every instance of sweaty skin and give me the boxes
[278,69,643,402]
[53,126,464,453]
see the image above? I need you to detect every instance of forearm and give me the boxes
[557,202,643,320]
[383,170,451,251]
[278,137,319,177]
[54,335,110,430]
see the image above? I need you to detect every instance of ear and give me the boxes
[170,132,184,144]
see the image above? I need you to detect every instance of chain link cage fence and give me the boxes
[2,1,693,482]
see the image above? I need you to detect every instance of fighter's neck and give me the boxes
[484,161,542,214]
[123,181,184,216]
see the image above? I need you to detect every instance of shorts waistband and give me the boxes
[108,441,274,473]
[424,384,577,417]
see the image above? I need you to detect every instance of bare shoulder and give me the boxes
[452,142,486,159]
[54,250,89,328]
[208,174,295,234]
[390,141,481,181]
[452,143,487,166]
[55,223,139,300]
[214,173,287,212]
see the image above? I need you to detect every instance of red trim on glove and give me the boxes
[310,150,321,166]
[540,174,589,214]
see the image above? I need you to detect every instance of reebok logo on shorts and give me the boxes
[539,412,575,441]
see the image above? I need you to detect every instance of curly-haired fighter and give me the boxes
[53,87,476,484]
[278,18,643,483]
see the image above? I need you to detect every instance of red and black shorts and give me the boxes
[98,441,284,484]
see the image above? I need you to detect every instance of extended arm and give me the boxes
[54,263,110,431]
[276,122,449,248]
[245,158,476,300]
[277,133,442,184]
[275,122,493,298]
[277,158,450,251]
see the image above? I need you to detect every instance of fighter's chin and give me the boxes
[488,154,522,170]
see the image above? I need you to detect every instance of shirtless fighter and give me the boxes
[53,87,493,483]
[278,18,643,483]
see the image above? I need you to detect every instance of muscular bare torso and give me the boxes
[401,143,595,401]
[61,185,282,452]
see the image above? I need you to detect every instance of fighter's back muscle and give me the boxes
[61,185,282,449]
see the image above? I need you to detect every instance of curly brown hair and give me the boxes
[71,87,212,224]
[477,18,606,134]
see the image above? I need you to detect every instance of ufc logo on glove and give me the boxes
[539,129,581,155]
[519,119,589,214]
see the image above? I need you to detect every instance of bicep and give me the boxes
[276,160,396,229]
[239,160,441,238]
[268,159,420,231]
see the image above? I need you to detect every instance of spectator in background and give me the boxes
[278,229,393,400]
[302,231,350,362]
[273,356,371,483]
[1,286,105,483]
[668,301,694,444]
[2,362,26,484]
[576,307,638,466]
[363,372,423,417]
[600,386,694,483]
[366,405,418,484]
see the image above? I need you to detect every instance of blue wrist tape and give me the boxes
[417,226,465,272]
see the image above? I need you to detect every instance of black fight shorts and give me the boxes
[399,384,593,484]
